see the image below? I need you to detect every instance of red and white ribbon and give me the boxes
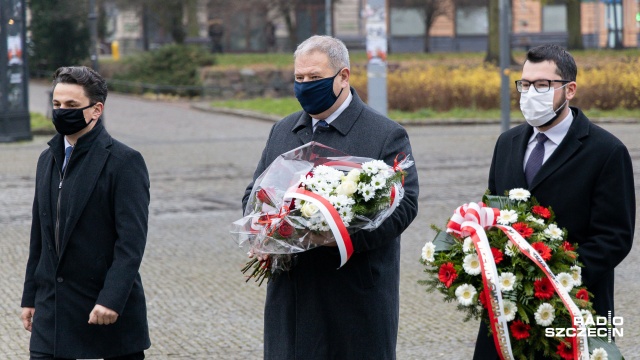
[285,187,354,268]
[446,202,588,360]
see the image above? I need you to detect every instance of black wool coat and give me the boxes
[474,107,635,359]
[243,89,419,360]
[21,121,151,358]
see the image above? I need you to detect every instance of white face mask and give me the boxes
[520,84,567,127]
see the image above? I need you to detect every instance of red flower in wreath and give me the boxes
[532,205,551,219]
[556,340,574,360]
[534,277,555,300]
[256,187,275,204]
[576,289,589,301]
[512,222,534,238]
[510,320,531,340]
[277,221,294,238]
[438,262,458,288]
[531,242,552,261]
[562,241,575,252]
[491,247,504,264]
[478,289,489,309]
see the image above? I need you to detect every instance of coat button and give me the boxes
[56,277,64,283]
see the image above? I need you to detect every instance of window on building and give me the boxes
[390,7,424,36]
[542,4,567,32]
[456,6,488,35]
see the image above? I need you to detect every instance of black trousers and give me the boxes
[30,350,145,360]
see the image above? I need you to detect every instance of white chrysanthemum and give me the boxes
[455,284,477,306]
[462,237,474,253]
[497,209,518,225]
[329,194,355,209]
[421,242,436,263]
[557,272,574,292]
[544,224,564,240]
[504,243,518,257]
[509,188,531,201]
[370,174,386,190]
[525,215,546,226]
[357,183,376,201]
[338,208,354,225]
[571,265,583,286]
[502,300,517,322]
[463,254,481,275]
[534,303,555,326]
[499,272,517,292]
[590,348,608,360]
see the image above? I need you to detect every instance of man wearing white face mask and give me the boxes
[474,44,635,359]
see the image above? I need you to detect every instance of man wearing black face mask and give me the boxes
[20,66,151,360]
[243,35,419,360]
[474,44,635,359]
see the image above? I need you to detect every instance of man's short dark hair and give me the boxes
[52,66,108,104]
[525,44,577,82]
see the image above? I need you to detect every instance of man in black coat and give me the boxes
[20,66,151,360]
[474,45,635,359]
[243,35,419,359]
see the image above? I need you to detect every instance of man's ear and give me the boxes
[91,102,104,120]
[565,82,577,100]
[339,68,350,85]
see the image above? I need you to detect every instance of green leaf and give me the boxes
[433,231,458,252]
[482,195,514,210]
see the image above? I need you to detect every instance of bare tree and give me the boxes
[113,0,187,45]
[391,0,453,53]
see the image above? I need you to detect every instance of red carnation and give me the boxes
[532,205,551,219]
[277,221,294,238]
[512,222,534,238]
[556,340,574,360]
[491,247,504,264]
[438,262,458,288]
[510,320,531,340]
[562,241,575,252]
[576,289,589,301]
[534,277,555,300]
[478,289,490,309]
[531,242,552,261]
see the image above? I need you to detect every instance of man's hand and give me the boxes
[88,304,119,325]
[21,307,35,332]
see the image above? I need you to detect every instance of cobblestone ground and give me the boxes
[1,82,639,359]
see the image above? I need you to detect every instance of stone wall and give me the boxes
[199,66,294,99]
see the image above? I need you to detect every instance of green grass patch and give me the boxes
[210,97,640,123]
[31,112,54,132]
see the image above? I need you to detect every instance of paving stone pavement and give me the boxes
[1,82,639,359]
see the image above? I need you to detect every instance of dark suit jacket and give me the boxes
[243,89,419,360]
[474,107,635,359]
[21,121,151,358]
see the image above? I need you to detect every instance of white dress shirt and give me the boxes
[523,110,574,171]
[312,92,353,132]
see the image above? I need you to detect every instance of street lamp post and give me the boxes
[88,0,99,71]
[0,0,31,142]
[499,0,512,133]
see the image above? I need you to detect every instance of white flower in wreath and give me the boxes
[357,183,376,201]
[590,348,608,360]
[570,265,583,287]
[455,284,477,306]
[362,161,385,176]
[463,253,481,275]
[544,224,564,240]
[504,243,518,257]
[502,299,517,322]
[335,180,358,196]
[508,188,531,201]
[300,202,320,217]
[534,302,555,326]
[345,168,361,182]
[525,215,545,226]
[329,194,355,209]
[370,174,387,190]
[581,309,594,327]
[557,272,575,292]
[499,272,517,292]
[421,242,436,263]
[497,209,518,225]
[462,237,474,253]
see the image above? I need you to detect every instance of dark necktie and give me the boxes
[524,133,548,186]
[316,120,329,131]
[62,146,73,173]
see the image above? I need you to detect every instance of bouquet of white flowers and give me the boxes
[231,142,413,285]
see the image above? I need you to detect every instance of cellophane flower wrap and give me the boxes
[419,189,623,360]
[232,141,413,285]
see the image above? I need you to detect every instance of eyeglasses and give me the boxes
[515,79,571,93]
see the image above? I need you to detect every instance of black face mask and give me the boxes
[52,104,95,135]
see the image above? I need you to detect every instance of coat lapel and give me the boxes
[511,125,533,187]
[529,108,589,190]
[59,128,111,258]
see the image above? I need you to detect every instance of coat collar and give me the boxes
[292,87,365,143]
[528,107,589,190]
